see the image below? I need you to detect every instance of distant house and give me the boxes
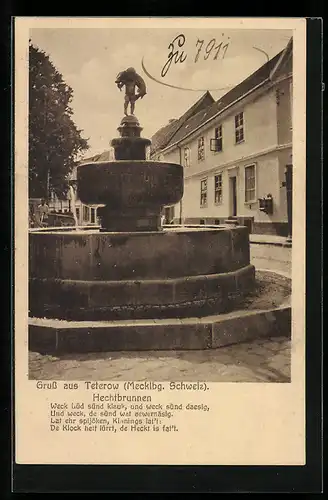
[151,38,293,237]
[41,149,114,227]
[48,158,106,226]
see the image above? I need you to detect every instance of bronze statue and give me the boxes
[115,67,147,116]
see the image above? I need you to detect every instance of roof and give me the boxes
[155,39,292,151]
[150,90,215,153]
[79,92,214,162]
[80,150,114,163]
[94,150,114,162]
[270,37,293,81]
[80,154,99,163]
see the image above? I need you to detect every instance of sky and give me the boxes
[30,27,292,157]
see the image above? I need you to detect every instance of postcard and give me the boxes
[15,16,306,465]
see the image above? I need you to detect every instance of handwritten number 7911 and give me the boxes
[195,38,230,63]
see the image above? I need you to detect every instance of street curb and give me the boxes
[29,305,291,355]
[250,240,292,248]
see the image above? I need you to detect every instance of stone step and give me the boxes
[28,306,291,354]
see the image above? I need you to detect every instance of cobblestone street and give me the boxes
[28,244,292,383]
[29,336,290,382]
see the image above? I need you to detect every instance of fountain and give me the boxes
[29,69,259,354]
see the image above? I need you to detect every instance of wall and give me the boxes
[181,88,278,180]
[276,78,292,145]
[277,146,293,225]
[180,150,290,225]
[158,82,292,234]
[48,195,100,226]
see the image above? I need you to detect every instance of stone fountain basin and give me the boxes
[29,226,250,280]
[29,226,255,322]
[77,160,184,207]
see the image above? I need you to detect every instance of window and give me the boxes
[214,173,223,204]
[200,178,208,207]
[75,207,80,221]
[210,125,223,152]
[90,207,96,224]
[164,206,175,224]
[184,147,191,168]
[198,137,205,161]
[235,112,244,144]
[83,205,90,222]
[245,164,256,202]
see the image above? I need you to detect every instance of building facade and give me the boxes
[30,163,102,227]
[48,190,99,226]
[47,168,100,226]
[151,39,293,236]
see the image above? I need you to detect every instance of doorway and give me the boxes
[229,176,237,216]
[285,164,292,240]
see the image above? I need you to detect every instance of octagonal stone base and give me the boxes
[28,306,291,354]
[29,270,291,354]
[29,226,255,321]
[29,265,255,321]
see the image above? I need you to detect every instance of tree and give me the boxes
[29,42,89,199]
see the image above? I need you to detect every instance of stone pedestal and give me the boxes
[97,207,160,232]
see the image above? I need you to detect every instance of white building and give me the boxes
[151,39,293,237]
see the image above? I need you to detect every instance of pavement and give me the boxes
[250,243,292,277]
[29,336,290,383]
[249,234,291,247]
[28,242,292,383]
